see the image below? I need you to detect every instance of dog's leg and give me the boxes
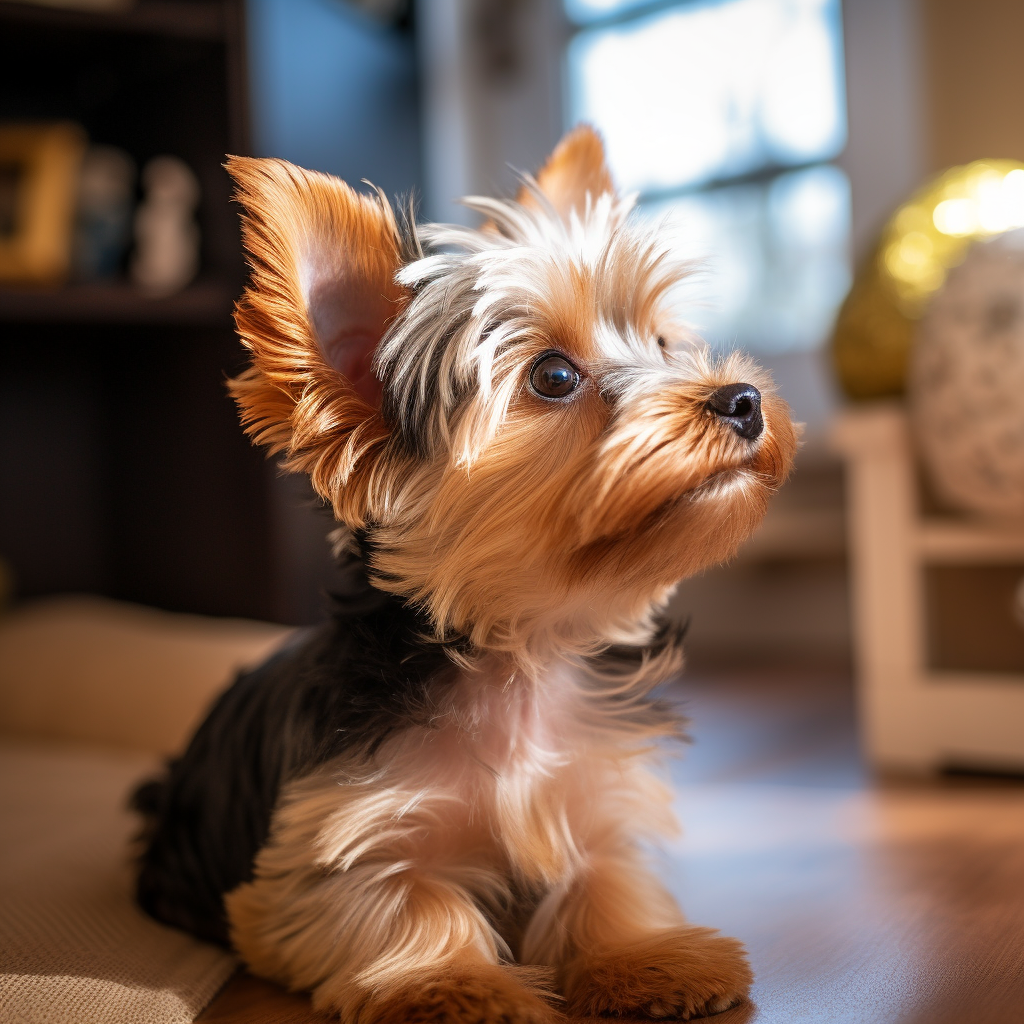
[521,846,752,1020]
[225,761,559,1024]
[228,860,559,1024]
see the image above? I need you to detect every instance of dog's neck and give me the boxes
[332,524,683,692]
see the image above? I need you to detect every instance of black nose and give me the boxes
[706,383,763,440]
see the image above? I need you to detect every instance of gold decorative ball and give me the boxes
[832,159,1024,400]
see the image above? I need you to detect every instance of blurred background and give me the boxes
[0,0,1022,683]
[4,8,1024,1017]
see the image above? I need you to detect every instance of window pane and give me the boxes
[643,164,851,352]
[564,0,656,22]
[567,0,847,193]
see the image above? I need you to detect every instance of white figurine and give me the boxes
[131,156,200,297]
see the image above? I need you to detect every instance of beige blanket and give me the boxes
[0,596,294,1023]
[0,739,237,1023]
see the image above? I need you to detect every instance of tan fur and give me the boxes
[226,661,684,1015]
[562,929,753,1019]
[518,124,616,221]
[223,129,797,1021]
[226,156,408,525]
[368,963,557,1024]
[368,346,792,667]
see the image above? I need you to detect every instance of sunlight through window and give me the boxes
[565,0,850,353]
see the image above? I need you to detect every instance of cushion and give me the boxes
[0,595,294,1022]
[0,595,292,754]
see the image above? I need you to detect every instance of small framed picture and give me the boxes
[0,123,87,285]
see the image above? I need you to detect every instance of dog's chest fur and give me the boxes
[221,657,678,980]
[262,658,665,891]
[134,548,676,950]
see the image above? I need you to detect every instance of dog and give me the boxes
[133,125,797,1022]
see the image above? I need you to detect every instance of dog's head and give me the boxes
[227,127,798,658]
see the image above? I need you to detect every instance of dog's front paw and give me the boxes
[364,965,560,1024]
[563,927,752,1020]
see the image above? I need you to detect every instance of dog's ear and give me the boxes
[521,124,615,220]
[226,156,406,520]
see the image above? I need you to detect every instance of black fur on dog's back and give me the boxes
[132,539,464,946]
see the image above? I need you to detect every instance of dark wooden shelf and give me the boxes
[0,280,237,326]
[0,0,273,621]
[0,0,225,40]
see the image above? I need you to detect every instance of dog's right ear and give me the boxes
[520,124,615,221]
[226,157,408,521]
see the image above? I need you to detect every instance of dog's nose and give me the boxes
[706,383,763,440]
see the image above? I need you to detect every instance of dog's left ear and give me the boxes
[226,156,407,522]
[521,124,615,220]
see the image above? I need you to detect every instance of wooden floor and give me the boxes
[199,668,1024,1023]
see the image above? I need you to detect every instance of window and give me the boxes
[565,0,850,353]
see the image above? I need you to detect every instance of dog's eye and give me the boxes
[530,353,581,399]
[657,336,666,349]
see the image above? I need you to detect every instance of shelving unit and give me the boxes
[832,404,1024,774]
[0,0,228,36]
[0,0,278,621]
[0,280,235,325]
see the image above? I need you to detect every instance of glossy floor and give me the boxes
[200,668,1024,1024]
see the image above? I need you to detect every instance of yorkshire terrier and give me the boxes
[134,126,797,1022]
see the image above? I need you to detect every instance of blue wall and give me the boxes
[247,0,421,200]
